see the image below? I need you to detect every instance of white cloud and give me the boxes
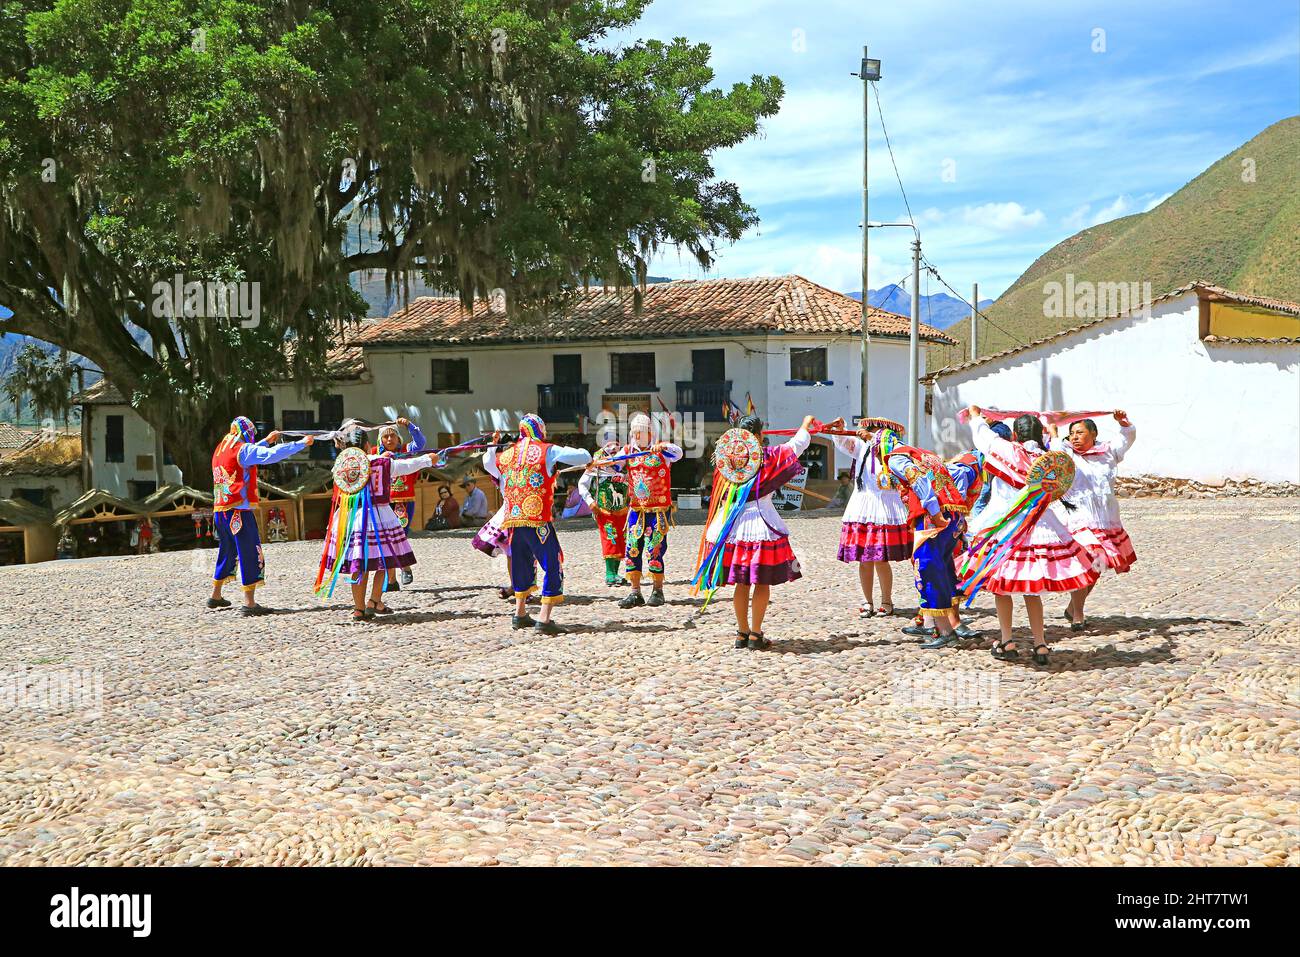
[959,202,1045,231]
[1142,191,1173,212]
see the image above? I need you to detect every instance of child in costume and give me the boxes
[825,415,911,618]
[1048,412,1137,631]
[883,432,970,649]
[577,440,630,586]
[483,414,592,634]
[962,408,1100,665]
[315,424,435,620]
[617,412,683,609]
[210,416,315,615]
[693,414,813,650]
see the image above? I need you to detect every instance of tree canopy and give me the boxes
[0,0,782,480]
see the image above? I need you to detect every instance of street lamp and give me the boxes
[851,48,880,423]
[867,222,921,440]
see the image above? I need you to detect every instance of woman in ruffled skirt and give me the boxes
[828,417,912,617]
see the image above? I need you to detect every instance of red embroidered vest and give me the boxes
[211,438,257,511]
[891,444,967,521]
[498,439,556,528]
[625,446,672,512]
[946,450,985,510]
[370,445,416,500]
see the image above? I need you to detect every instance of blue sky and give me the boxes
[621,0,1300,298]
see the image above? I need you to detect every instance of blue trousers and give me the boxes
[214,509,264,592]
[913,519,959,618]
[510,524,564,605]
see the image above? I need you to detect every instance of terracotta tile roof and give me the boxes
[0,422,38,449]
[925,281,1300,380]
[353,275,958,347]
[72,377,124,405]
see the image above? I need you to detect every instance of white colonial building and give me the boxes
[923,281,1300,484]
[76,275,954,499]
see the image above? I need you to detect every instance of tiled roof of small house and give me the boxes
[353,275,958,347]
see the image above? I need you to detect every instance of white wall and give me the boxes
[87,405,183,497]
[926,294,1300,483]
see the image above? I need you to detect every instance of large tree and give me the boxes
[0,0,781,482]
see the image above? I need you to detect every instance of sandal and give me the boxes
[859,603,875,619]
[351,608,368,622]
[735,630,750,649]
[878,603,896,617]
[367,600,394,616]
[1071,620,1085,633]
[991,640,1019,660]
[1033,642,1050,666]
[747,631,772,651]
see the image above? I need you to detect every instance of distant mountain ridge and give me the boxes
[847,286,994,330]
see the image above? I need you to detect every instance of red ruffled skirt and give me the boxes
[980,538,1100,595]
[837,520,913,563]
[722,538,801,586]
[1071,525,1137,573]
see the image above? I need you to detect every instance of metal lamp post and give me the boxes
[853,50,882,422]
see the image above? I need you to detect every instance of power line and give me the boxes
[871,82,915,228]
[920,254,1029,353]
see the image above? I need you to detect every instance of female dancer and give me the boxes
[695,413,812,650]
[1049,412,1137,630]
[826,416,912,618]
[315,424,435,620]
[964,408,1099,664]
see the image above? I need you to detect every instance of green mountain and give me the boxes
[939,115,1300,366]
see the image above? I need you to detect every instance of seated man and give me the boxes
[460,476,490,528]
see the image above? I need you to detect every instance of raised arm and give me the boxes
[404,423,427,454]
[1110,411,1136,462]
[238,436,312,467]
[482,446,502,480]
[577,469,597,507]
[390,453,435,477]
[547,445,593,474]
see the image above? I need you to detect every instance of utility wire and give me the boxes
[920,255,1029,353]
[871,82,915,228]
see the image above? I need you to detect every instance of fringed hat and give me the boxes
[872,427,903,490]
[377,424,401,446]
[519,413,546,441]
[231,415,256,444]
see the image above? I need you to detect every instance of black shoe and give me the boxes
[1071,620,1085,632]
[953,623,979,640]
[921,631,961,649]
[1033,643,1050,665]
[747,632,772,650]
[734,631,750,649]
[206,597,231,609]
[511,614,536,629]
[618,592,646,609]
[240,604,272,617]
[389,581,400,592]
[901,624,935,639]
[534,619,563,636]
[991,640,1020,660]
[646,590,666,607]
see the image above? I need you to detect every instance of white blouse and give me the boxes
[831,435,910,526]
[1050,425,1135,531]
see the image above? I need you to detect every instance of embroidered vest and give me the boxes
[625,446,672,512]
[368,456,393,506]
[370,445,417,500]
[595,474,628,514]
[946,450,985,510]
[211,438,257,511]
[498,439,556,528]
[891,444,967,521]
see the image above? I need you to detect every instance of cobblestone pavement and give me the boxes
[1,498,1296,866]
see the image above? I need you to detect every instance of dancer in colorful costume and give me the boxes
[883,432,970,649]
[960,408,1100,664]
[371,416,426,587]
[314,424,434,620]
[825,415,911,618]
[693,414,812,650]
[210,416,315,615]
[617,412,683,609]
[483,414,592,634]
[1048,412,1137,631]
[578,440,630,586]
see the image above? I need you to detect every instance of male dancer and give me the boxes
[210,416,314,615]
[578,439,630,586]
[617,412,683,609]
[483,414,592,634]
